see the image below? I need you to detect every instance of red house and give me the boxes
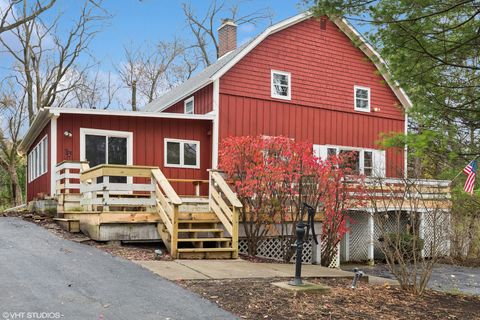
[18,13,449,262]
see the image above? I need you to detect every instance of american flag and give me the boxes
[463,160,477,194]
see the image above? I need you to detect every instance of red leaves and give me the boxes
[219,135,365,261]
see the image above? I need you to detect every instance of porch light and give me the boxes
[64,130,72,137]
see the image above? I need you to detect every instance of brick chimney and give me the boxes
[217,18,237,58]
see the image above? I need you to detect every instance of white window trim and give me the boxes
[164,138,200,169]
[271,70,291,100]
[80,128,133,167]
[184,96,195,114]
[315,144,385,177]
[354,85,371,112]
[28,135,48,182]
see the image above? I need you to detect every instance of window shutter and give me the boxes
[313,145,327,160]
[373,150,386,177]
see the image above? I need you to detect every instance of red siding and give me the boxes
[56,114,212,196]
[218,17,405,177]
[27,123,51,201]
[164,83,213,114]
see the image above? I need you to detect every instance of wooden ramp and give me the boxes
[56,161,241,259]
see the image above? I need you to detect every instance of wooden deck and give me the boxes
[55,161,241,259]
[54,161,451,259]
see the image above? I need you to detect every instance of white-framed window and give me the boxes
[271,70,291,100]
[313,144,385,177]
[164,138,200,169]
[184,97,194,114]
[28,135,48,182]
[354,85,370,112]
[80,128,133,184]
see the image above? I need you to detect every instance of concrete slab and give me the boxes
[135,259,390,282]
[272,281,331,294]
[137,260,209,280]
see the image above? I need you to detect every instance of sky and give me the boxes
[0,0,370,109]
[52,0,307,72]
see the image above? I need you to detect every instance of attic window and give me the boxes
[271,70,291,100]
[354,86,370,112]
[184,97,194,114]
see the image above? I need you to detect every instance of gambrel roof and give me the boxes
[145,12,412,112]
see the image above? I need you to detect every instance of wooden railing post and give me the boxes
[171,204,179,258]
[232,205,239,258]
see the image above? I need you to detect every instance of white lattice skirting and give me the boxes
[238,236,340,268]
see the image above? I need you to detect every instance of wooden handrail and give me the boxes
[210,172,242,208]
[209,170,241,258]
[152,169,182,205]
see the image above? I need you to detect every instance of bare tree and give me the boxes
[72,69,119,110]
[182,0,273,66]
[117,39,185,110]
[116,45,142,111]
[0,81,27,206]
[368,177,451,295]
[0,0,56,34]
[0,0,107,124]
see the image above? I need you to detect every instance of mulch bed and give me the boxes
[178,277,480,320]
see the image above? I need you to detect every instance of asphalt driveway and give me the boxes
[0,217,235,320]
[343,262,480,296]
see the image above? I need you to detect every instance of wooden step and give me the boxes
[177,247,236,259]
[53,218,80,233]
[178,228,224,233]
[178,219,219,224]
[177,238,231,242]
[177,247,235,253]
[178,211,217,220]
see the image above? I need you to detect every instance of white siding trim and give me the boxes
[50,116,57,196]
[404,113,408,178]
[212,79,220,169]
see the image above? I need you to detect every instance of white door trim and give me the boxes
[79,128,133,166]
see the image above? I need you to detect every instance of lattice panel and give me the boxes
[239,237,313,264]
[347,211,370,261]
[322,242,340,268]
[239,236,340,268]
[373,211,410,259]
[423,211,450,257]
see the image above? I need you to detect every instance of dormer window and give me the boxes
[354,86,370,112]
[271,70,291,100]
[184,97,194,114]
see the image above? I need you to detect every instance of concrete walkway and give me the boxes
[136,259,398,285]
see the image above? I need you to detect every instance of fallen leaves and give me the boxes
[177,278,480,320]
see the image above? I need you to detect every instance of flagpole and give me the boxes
[450,154,480,184]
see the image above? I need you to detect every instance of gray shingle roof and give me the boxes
[144,40,253,112]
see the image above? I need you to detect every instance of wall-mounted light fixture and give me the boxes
[64,130,73,137]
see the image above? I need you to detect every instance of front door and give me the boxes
[81,129,133,183]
